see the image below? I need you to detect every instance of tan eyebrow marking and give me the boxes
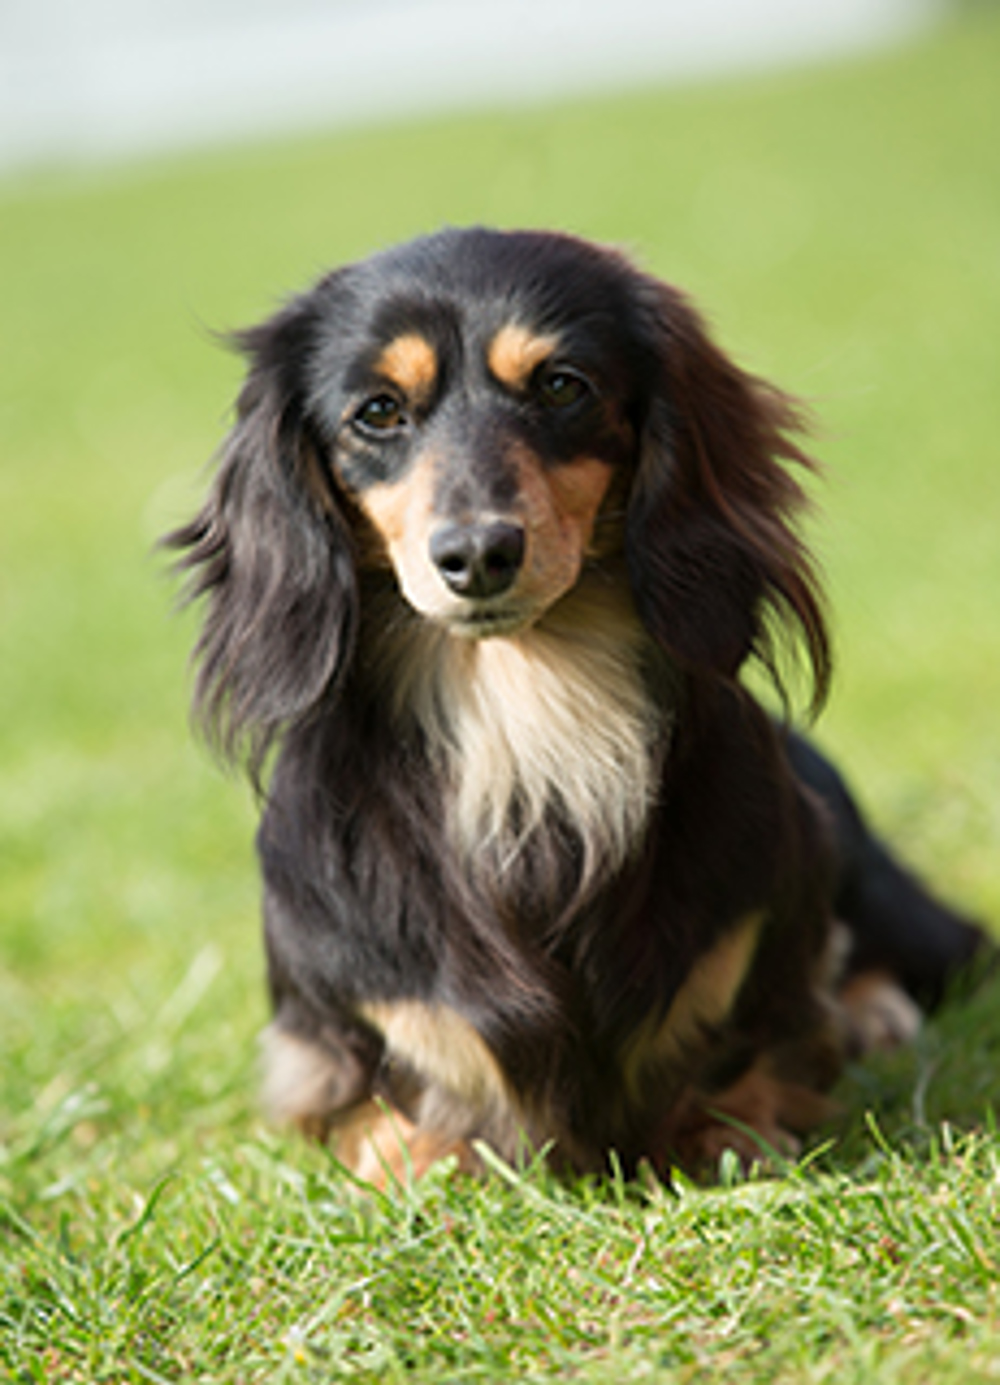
[487,324,560,390]
[372,333,439,400]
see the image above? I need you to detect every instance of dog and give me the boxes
[170,227,988,1183]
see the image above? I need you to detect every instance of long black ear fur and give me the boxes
[627,281,830,714]
[166,300,357,779]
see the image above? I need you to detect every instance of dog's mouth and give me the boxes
[445,605,538,639]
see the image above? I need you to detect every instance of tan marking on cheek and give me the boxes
[356,453,463,613]
[356,453,438,552]
[372,333,439,401]
[547,457,616,548]
[487,324,560,390]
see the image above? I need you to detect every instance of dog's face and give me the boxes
[303,231,647,636]
[173,227,828,767]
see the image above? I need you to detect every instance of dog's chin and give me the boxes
[398,572,578,640]
[401,593,549,640]
[440,606,541,640]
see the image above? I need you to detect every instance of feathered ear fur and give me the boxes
[167,298,357,779]
[626,281,830,713]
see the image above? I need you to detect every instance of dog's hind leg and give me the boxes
[786,732,993,1045]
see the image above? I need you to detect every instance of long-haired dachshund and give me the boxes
[170,228,988,1182]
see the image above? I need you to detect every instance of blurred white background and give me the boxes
[1,0,945,171]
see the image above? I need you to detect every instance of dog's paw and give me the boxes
[838,970,923,1055]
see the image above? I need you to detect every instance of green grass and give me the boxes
[2,10,1000,1381]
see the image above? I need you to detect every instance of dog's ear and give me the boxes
[167,294,357,778]
[626,281,830,713]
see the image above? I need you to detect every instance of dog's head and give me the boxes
[171,228,828,768]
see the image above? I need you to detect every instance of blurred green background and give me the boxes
[1,7,998,1159]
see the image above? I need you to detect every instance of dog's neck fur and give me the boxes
[362,571,671,904]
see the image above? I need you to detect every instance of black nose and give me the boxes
[429,521,526,598]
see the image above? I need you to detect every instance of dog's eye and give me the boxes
[353,394,408,436]
[536,368,591,410]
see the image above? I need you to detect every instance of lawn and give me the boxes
[2,8,1000,1381]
